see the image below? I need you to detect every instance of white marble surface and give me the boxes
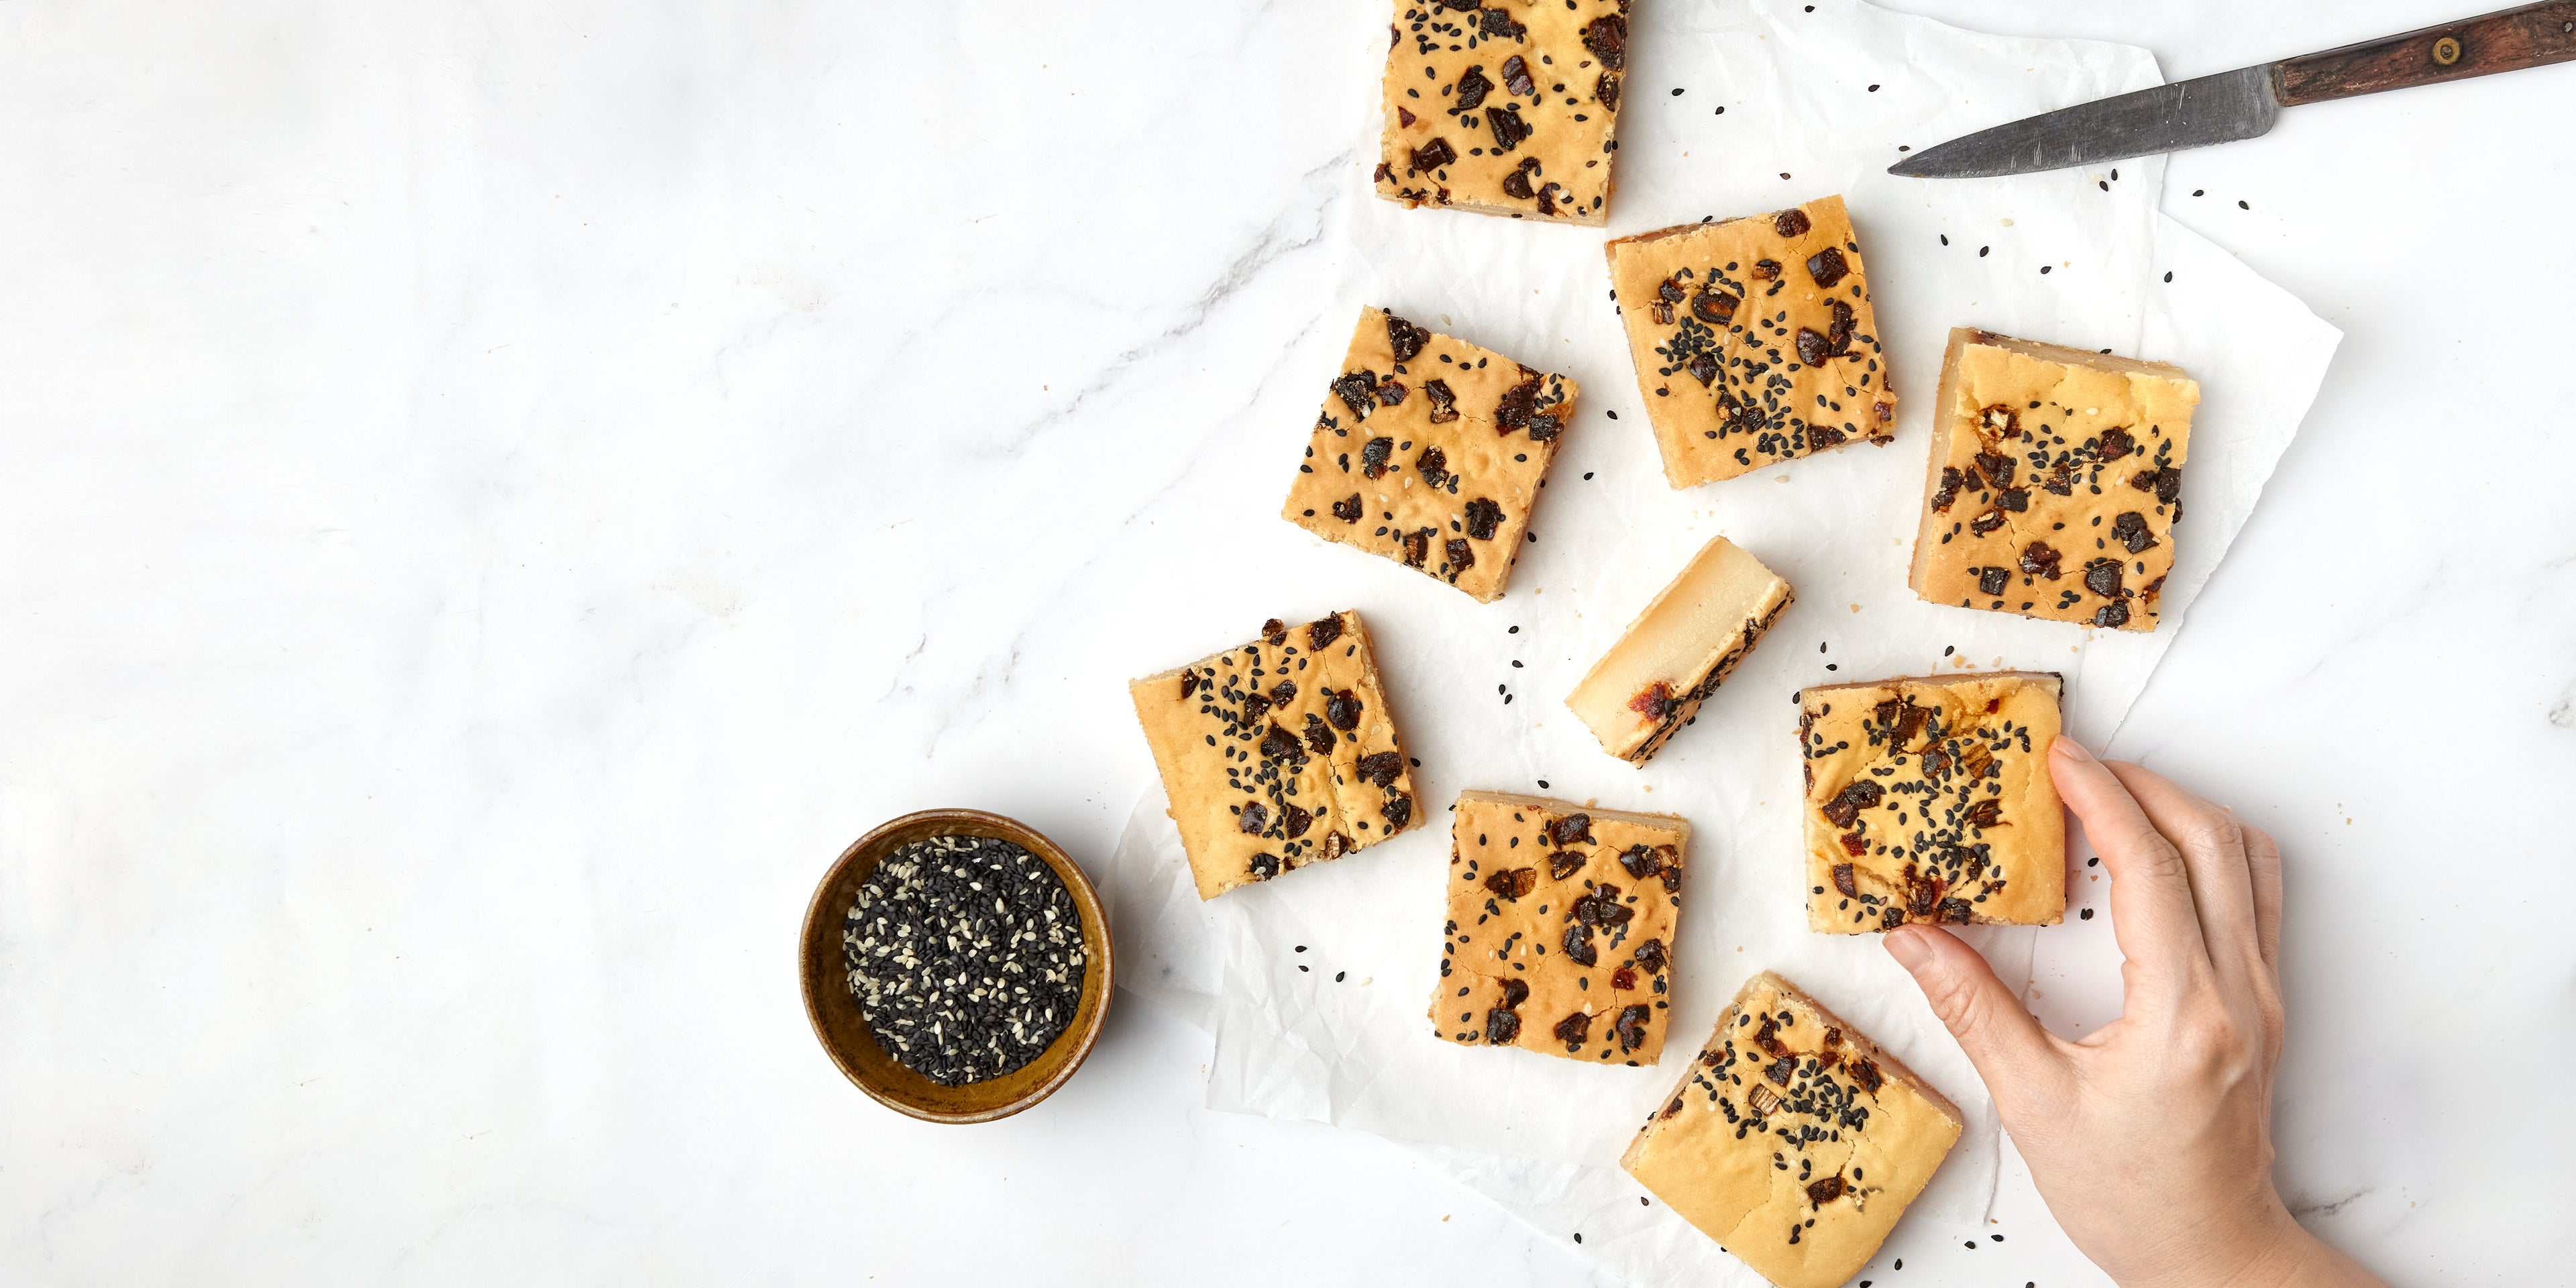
[3,1,2571,1284]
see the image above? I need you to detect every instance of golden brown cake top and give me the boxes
[1128,611,1419,900]
[1606,195,1896,488]
[1799,672,2065,931]
[1621,971,1962,1288]
[1912,328,2199,632]
[1434,790,1686,1064]
[1282,307,1574,603]
[1375,0,1629,224]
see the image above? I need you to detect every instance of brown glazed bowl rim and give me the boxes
[799,808,1114,1124]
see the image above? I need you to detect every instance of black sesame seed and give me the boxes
[845,834,1087,1087]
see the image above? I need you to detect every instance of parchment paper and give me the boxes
[1109,2,2340,1283]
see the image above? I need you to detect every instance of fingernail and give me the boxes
[1883,926,1931,971]
[2052,735,2092,762]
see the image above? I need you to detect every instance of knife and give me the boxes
[1890,1,2576,178]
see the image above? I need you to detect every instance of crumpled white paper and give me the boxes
[1110,2,2339,1284]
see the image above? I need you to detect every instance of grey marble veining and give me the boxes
[1,1,2570,1284]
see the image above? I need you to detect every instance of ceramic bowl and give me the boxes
[800,808,1113,1123]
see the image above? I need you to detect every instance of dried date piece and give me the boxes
[1795,327,1832,367]
[1548,851,1587,880]
[1931,466,1966,512]
[1260,724,1299,761]
[2132,465,2182,504]
[1401,527,1431,568]
[1806,1175,1846,1205]
[1684,350,1719,386]
[2019,541,2062,580]
[1974,450,2015,487]
[1302,712,1337,754]
[1307,615,1344,650]
[1611,966,1638,991]
[1561,921,1598,967]
[1595,70,1621,110]
[1383,792,1413,829]
[1484,866,1538,900]
[1750,258,1782,280]
[1360,436,1395,479]
[1463,497,1503,540]
[1333,372,1377,417]
[1774,208,1812,239]
[1500,156,1541,200]
[1410,138,1457,172]
[1485,1007,1521,1044]
[1248,851,1280,879]
[1324,687,1362,731]
[1693,288,1739,325]
[1358,751,1405,788]
[2095,600,2131,629]
[1415,444,1450,488]
[1283,804,1313,838]
[1386,313,1430,362]
[1630,937,1666,972]
[1820,780,1884,828]
[1617,844,1667,879]
[1493,373,1544,435]
[1832,862,1860,898]
[1444,537,1473,576]
[1330,493,1362,523]
[1629,680,1678,720]
[1375,379,1406,408]
[1978,566,2010,596]
[2083,558,2124,598]
[1479,7,1524,40]
[1546,813,1594,846]
[1614,1004,1652,1053]
[1239,801,1270,835]
[1262,619,1287,645]
[1486,105,1529,152]
[1500,54,1536,99]
[1454,64,1494,112]
[1554,1010,1593,1046]
[2098,427,2135,461]
[1422,378,1458,423]
[1807,246,1849,288]
[1847,1057,1883,1093]
[1582,14,1626,69]
[2110,511,2157,553]
[1978,404,2022,439]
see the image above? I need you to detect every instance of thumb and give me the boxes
[1885,924,2064,1097]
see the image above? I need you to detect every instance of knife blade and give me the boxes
[1888,65,2279,180]
[1890,1,2576,179]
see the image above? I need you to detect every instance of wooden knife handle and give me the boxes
[2275,1,2576,105]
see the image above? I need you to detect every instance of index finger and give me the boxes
[2050,736,2208,1001]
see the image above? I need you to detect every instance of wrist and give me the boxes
[2118,1194,2314,1288]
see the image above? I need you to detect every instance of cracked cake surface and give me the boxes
[1374,0,1629,225]
[1283,307,1574,602]
[1799,671,2065,932]
[1432,790,1687,1065]
[1621,971,1962,1288]
[1909,327,2200,631]
[1129,611,1419,900]
[1565,535,1793,765]
[1606,195,1896,488]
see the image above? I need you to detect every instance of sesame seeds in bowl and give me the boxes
[800,810,1113,1123]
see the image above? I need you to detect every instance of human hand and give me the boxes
[1882,737,2385,1288]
